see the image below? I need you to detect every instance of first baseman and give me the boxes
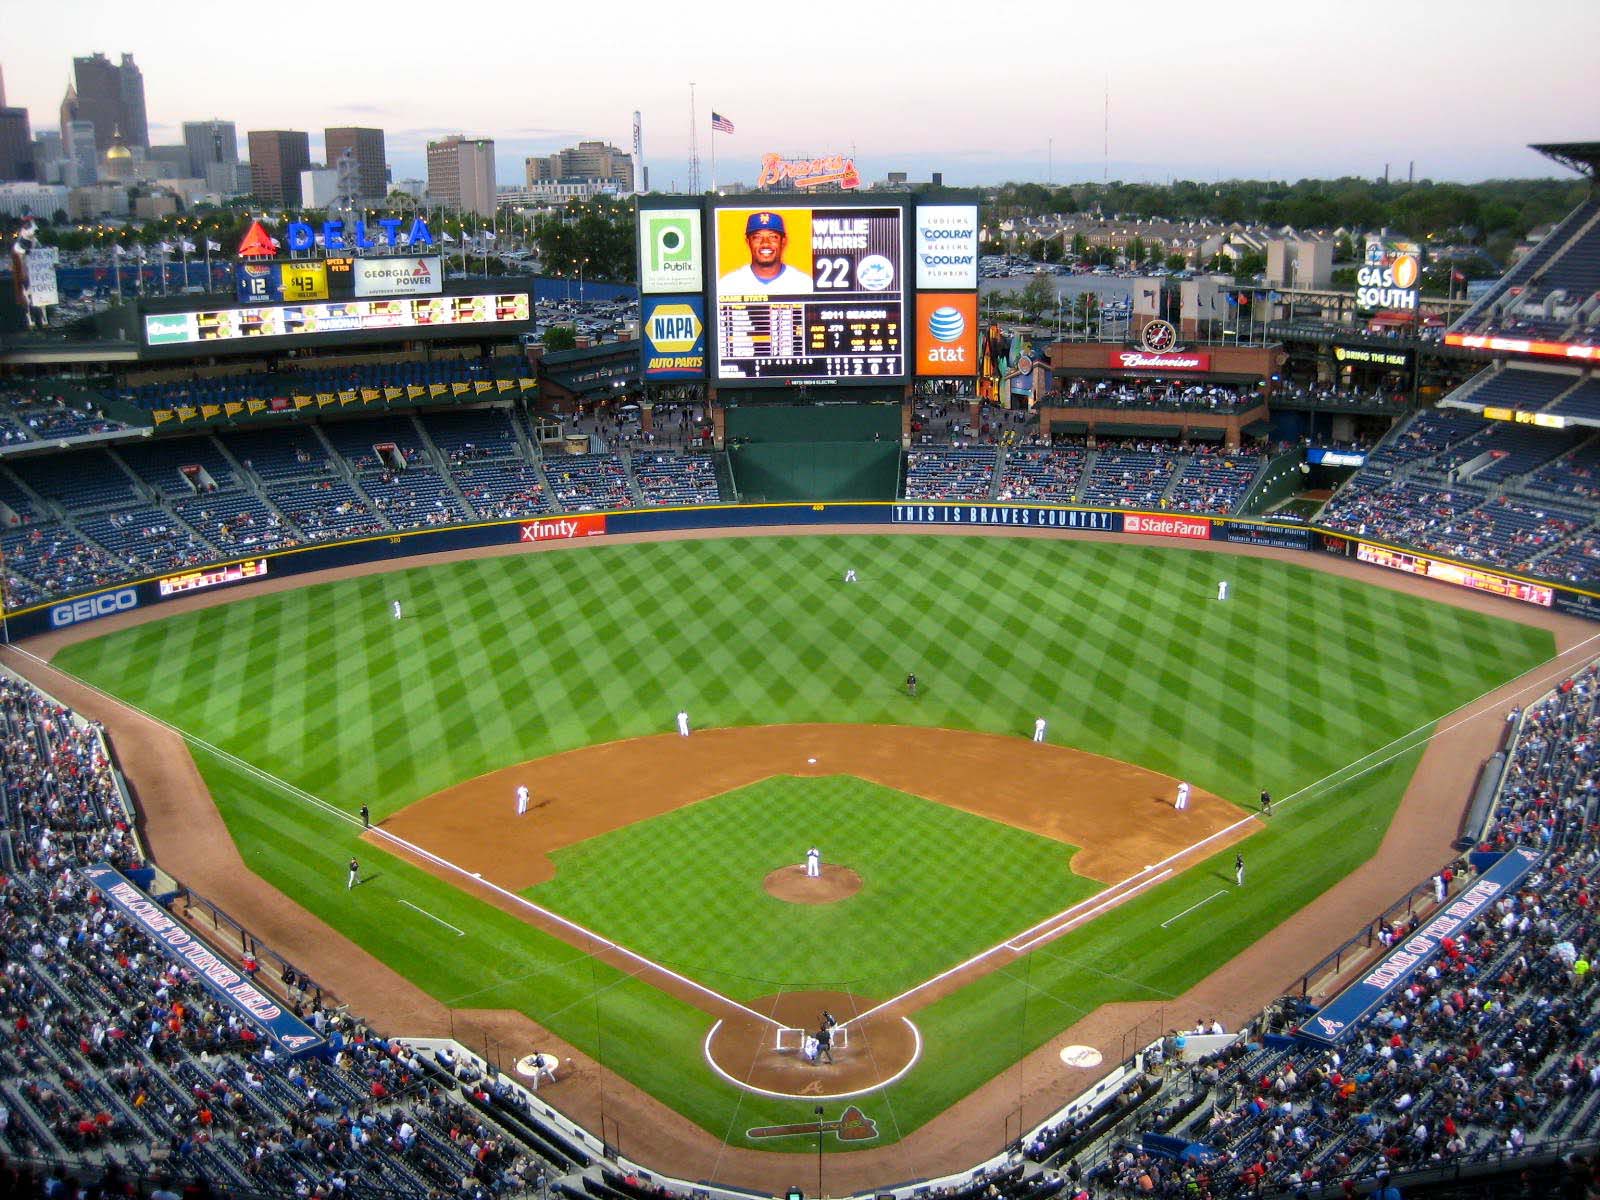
[1175,781,1190,810]
[516,785,530,815]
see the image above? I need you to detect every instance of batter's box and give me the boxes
[775,1025,850,1052]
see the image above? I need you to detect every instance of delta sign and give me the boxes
[642,296,707,379]
[237,217,436,258]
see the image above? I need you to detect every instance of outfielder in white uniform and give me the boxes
[1033,717,1047,743]
[1175,781,1190,810]
[516,785,530,815]
[392,600,402,620]
[806,847,821,877]
[844,569,857,583]
[676,710,690,737]
[1217,581,1229,601]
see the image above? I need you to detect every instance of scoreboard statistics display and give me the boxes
[144,292,530,347]
[712,204,905,381]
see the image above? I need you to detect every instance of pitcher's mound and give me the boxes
[764,864,861,904]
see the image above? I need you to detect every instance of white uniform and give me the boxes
[392,600,402,620]
[806,847,820,878]
[1033,717,1047,743]
[844,569,857,583]
[1175,782,1190,810]
[516,786,529,815]
[676,710,690,737]
[718,262,813,296]
[1217,581,1229,601]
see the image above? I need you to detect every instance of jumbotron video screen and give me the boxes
[712,204,905,381]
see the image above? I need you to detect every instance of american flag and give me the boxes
[711,112,735,134]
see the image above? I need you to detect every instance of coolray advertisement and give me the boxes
[642,296,707,379]
[914,205,979,289]
[713,204,905,382]
[352,256,442,298]
[639,208,704,293]
[916,293,979,376]
[143,292,530,346]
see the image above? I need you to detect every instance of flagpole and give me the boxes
[711,123,717,195]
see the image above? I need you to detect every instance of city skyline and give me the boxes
[5,0,1598,191]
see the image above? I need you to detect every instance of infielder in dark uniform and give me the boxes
[1259,788,1273,816]
[906,672,918,698]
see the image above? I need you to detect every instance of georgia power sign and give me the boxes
[914,205,979,289]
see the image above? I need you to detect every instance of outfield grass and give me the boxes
[51,534,1556,1147]
[528,775,1097,999]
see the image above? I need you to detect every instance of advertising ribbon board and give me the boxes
[1297,847,1541,1046]
[80,863,325,1056]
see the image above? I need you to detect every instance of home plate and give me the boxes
[1060,1045,1103,1069]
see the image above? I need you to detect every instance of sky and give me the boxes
[7,0,1599,189]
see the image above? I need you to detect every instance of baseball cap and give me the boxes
[746,211,785,235]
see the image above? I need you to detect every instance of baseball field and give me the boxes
[46,531,1557,1166]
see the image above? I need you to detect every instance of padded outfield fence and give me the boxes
[6,499,1599,642]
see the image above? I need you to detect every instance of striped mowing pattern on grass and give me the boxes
[52,535,1556,1145]
[528,775,1097,1000]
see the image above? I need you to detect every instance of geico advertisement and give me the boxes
[50,586,140,627]
[639,209,704,293]
[916,293,979,376]
[641,296,707,379]
[914,205,979,289]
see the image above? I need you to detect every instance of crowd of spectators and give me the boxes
[1045,660,1600,1199]
[1043,380,1259,413]
[0,669,576,1199]
[1272,383,1408,411]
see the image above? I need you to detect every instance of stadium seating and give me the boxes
[1452,198,1600,340]
[1058,661,1600,1199]
[996,448,1087,503]
[1078,445,1180,508]
[903,448,999,501]
[9,450,140,513]
[0,668,578,1200]
[630,453,723,507]
[117,357,532,413]
[453,463,552,520]
[542,454,636,512]
[1165,450,1264,514]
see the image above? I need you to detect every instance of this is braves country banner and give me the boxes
[1297,846,1541,1046]
[81,863,325,1057]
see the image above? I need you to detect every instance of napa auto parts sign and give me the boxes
[1124,513,1212,540]
[1110,350,1211,371]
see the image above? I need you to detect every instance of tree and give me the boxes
[1070,232,1088,260]
[542,325,577,352]
[1017,274,1054,323]
[1165,252,1187,271]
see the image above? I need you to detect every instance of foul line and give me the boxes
[2,646,783,1032]
[1008,869,1171,953]
[1160,889,1226,929]
[398,898,466,937]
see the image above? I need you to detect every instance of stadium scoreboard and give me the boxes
[637,194,981,388]
[713,205,905,381]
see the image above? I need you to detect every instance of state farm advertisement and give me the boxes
[519,514,607,542]
[1110,350,1211,372]
[1123,512,1212,540]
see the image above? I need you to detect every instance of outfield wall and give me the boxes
[6,501,1597,641]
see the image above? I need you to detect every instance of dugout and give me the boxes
[723,396,902,501]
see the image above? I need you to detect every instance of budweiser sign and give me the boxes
[1111,350,1211,371]
[1124,513,1212,540]
[756,153,861,191]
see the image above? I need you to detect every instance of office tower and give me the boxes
[324,127,387,202]
[247,129,311,205]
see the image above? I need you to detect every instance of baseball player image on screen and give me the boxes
[718,211,813,296]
